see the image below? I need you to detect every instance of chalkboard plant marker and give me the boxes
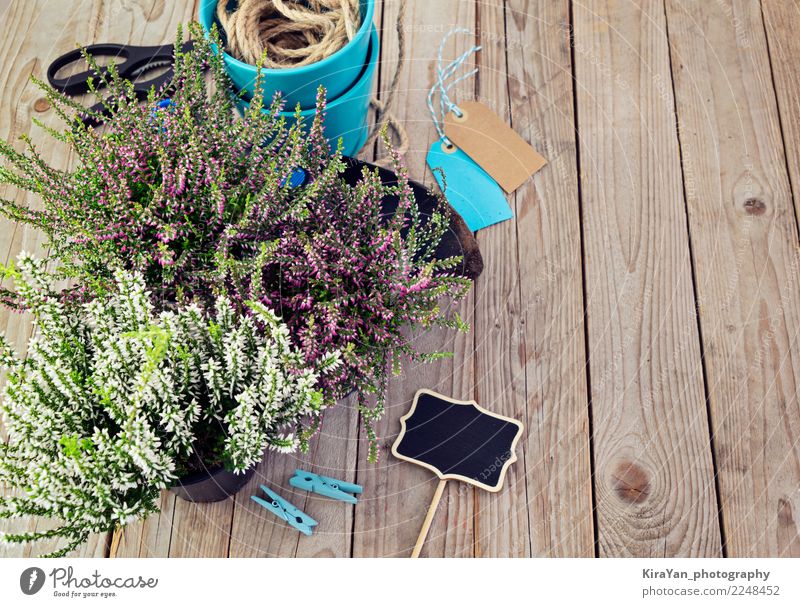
[391,389,524,557]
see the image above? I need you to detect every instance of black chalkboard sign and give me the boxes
[392,390,524,492]
[392,390,524,557]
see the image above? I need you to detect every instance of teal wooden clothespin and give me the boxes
[250,484,318,536]
[289,469,363,504]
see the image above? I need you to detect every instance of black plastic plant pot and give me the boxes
[342,158,484,280]
[170,465,255,503]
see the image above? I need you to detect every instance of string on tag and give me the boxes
[424,29,514,232]
[426,28,481,148]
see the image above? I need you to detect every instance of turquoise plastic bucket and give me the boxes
[199,0,375,110]
[236,25,378,157]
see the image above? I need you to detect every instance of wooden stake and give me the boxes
[108,525,122,558]
[411,479,447,558]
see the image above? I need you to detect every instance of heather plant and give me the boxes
[0,255,338,556]
[0,23,471,460]
[0,22,321,306]
[217,145,472,458]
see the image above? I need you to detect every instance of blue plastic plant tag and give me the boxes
[280,167,307,189]
[154,99,175,111]
[150,99,175,132]
[426,140,513,232]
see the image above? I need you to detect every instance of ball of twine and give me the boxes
[216,0,361,68]
[215,0,408,161]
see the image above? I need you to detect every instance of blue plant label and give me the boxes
[150,99,176,132]
[426,140,513,232]
[280,167,307,189]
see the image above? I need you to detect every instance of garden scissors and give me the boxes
[46,40,195,128]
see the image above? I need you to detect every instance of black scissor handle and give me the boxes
[48,39,196,128]
[123,41,195,93]
[47,43,131,96]
[46,41,190,96]
[78,85,153,129]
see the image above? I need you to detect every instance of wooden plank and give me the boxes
[292,401,360,557]
[572,0,722,556]
[351,0,476,558]
[502,0,595,556]
[762,1,800,235]
[760,0,800,556]
[0,0,90,556]
[167,498,234,558]
[665,0,800,557]
[0,0,196,559]
[113,492,176,558]
[470,0,530,558]
[1,14,69,557]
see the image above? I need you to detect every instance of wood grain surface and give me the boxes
[2,0,799,557]
[504,0,595,557]
[572,0,721,557]
[665,0,800,557]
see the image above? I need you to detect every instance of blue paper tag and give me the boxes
[426,140,513,232]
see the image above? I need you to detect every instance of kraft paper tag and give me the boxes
[426,140,513,232]
[444,101,547,193]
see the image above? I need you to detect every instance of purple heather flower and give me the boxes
[0,26,471,462]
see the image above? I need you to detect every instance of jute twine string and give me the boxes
[215,0,408,161]
[217,0,360,67]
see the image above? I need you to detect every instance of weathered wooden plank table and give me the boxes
[1,0,799,558]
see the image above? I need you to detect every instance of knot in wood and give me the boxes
[611,461,651,504]
[33,98,50,113]
[743,198,766,216]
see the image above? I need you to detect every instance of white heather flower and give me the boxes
[0,255,338,556]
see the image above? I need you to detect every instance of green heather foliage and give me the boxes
[0,255,338,556]
[0,23,318,307]
[0,23,471,462]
